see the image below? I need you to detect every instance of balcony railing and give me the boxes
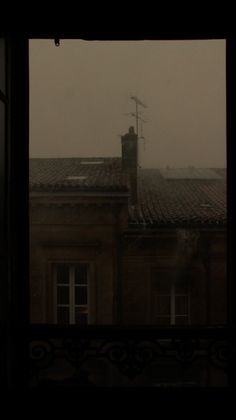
[26,325,235,388]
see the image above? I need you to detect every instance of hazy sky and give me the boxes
[29,39,226,168]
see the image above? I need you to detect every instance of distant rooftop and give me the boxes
[29,157,126,192]
[133,168,226,226]
[29,158,226,226]
[159,167,222,179]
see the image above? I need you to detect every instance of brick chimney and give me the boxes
[121,126,138,204]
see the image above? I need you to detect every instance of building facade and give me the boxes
[29,127,227,386]
[30,127,227,327]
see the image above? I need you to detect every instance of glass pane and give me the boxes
[75,265,88,284]
[0,39,5,94]
[29,40,227,335]
[175,278,189,294]
[56,265,69,284]
[75,307,88,325]
[57,286,69,304]
[155,295,170,316]
[75,286,88,305]
[57,307,70,324]
[153,277,171,294]
[175,296,188,315]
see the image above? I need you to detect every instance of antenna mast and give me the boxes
[130,95,147,138]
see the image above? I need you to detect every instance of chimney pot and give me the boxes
[129,126,135,134]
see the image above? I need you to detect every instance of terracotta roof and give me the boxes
[131,169,226,226]
[29,157,127,192]
[30,159,226,226]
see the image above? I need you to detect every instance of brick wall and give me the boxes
[30,197,227,325]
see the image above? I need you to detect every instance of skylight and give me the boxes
[66,176,87,180]
[80,161,104,165]
[200,203,212,208]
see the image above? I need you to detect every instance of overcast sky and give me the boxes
[29,39,226,168]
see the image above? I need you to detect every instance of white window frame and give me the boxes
[53,263,90,324]
[170,282,190,326]
[155,277,190,326]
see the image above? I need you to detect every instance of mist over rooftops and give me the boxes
[159,167,223,180]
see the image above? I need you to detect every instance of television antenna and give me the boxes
[124,96,148,151]
[130,95,147,138]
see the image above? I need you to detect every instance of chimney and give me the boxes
[121,126,138,204]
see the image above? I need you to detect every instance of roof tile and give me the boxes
[29,159,226,226]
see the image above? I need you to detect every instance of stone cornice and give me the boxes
[30,201,127,209]
[40,241,101,248]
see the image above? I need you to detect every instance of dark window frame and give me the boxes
[1,29,235,390]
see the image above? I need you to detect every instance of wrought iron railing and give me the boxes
[28,325,235,388]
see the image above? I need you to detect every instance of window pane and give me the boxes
[29,40,227,336]
[75,265,88,284]
[75,286,88,305]
[75,307,88,325]
[155,295,171,316]
[56,264,69,284]
[57,307,70,324]
[153,277,171,294]
[175,279,189,294]
[175,296,188,315]
[57,286,69,304]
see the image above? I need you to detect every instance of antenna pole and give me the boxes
[130,95,147,137]
[136,101,138,137]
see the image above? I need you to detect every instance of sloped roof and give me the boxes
[131,169,226,226]
[159,167,222,179]
[29,157,127,192]
[30,158,226,226]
